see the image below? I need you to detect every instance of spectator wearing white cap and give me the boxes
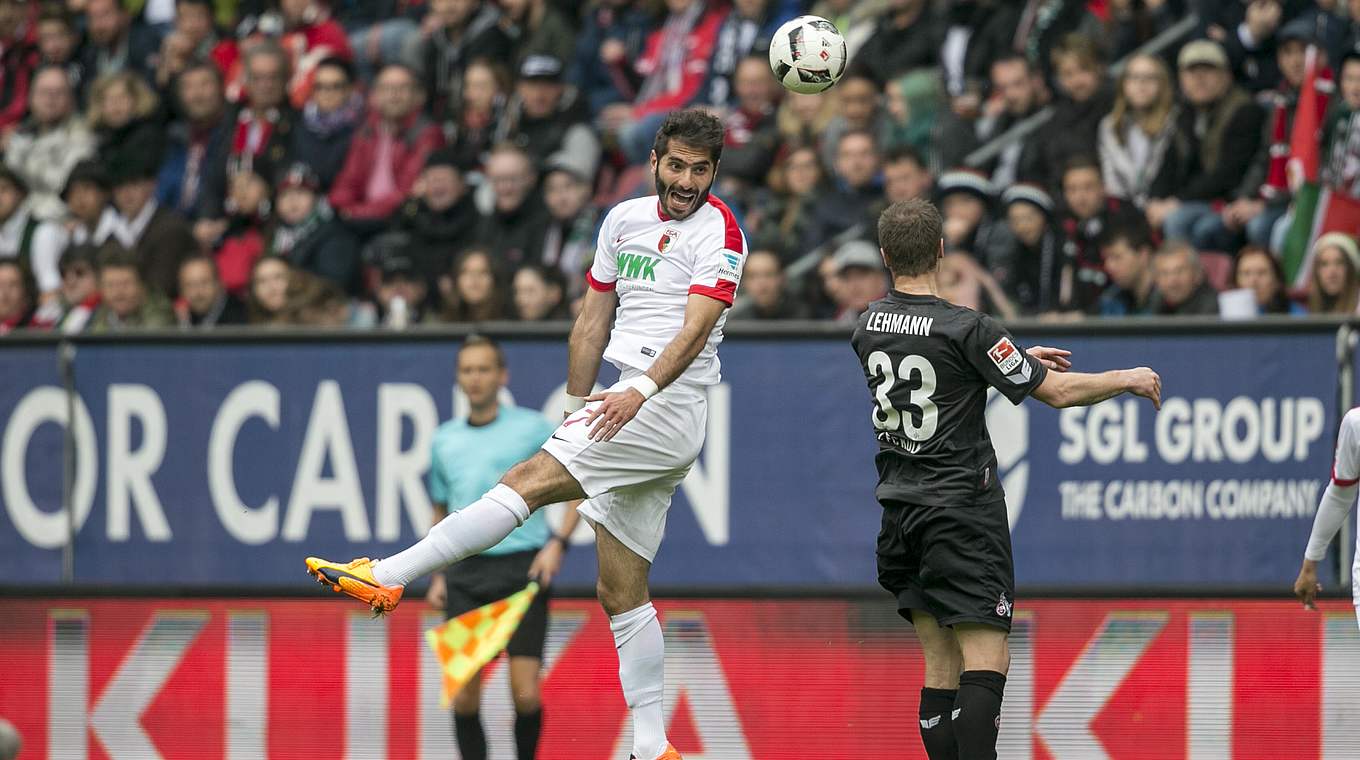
[1148,39,1266,238]
[999,183,1074,316]
[493,55,601,177]
[1167,20,1329,254]
[830,238,889,323]
[1308,231,1360,314]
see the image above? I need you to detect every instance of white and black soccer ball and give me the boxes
[768,15,848,95]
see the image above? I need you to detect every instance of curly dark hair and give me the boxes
[651,108,726,163]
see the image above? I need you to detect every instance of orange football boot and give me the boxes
[305,557,404,614]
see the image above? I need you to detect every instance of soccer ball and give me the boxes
[768,15,848,95]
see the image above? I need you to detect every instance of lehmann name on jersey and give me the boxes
[865,311,935,336]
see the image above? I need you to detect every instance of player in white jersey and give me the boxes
[305,109,745,760]
[1295,407,1360,627]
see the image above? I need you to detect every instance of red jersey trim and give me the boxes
[689,280,736,306]
[706,195,745,254]
[656,200,672,222]
[1333,461,1358,487]
[586,270,616,292]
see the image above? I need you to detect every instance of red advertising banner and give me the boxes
[1,598,1358,759]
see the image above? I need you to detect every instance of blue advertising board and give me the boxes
[0,328,1341,590]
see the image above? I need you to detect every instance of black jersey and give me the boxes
[850,290,1048,507]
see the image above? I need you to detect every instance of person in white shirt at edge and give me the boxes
[1295,407,1360,628]
[306,108,745,760]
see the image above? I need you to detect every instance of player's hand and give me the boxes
[529,540,565,586]
[1125,367,1162,410]
[583,388,646,442]
[425,572,447,608]
[1027,346,1072,372]
[1294,560,1322,610]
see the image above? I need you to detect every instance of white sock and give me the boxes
[372,484,529,586]
[611,603,667,760]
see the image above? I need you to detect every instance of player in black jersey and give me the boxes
[852,199,1161,760]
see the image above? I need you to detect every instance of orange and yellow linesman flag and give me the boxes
[425,582,540,708]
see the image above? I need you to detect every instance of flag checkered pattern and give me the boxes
[425,582,540,708]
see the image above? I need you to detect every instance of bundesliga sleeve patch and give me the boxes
[989,336,1032,384]
[988,337,1023,374]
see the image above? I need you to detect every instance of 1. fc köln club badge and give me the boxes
[658,228,679,253]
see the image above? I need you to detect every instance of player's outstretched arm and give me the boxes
[1294,480,1357,609]
[584,294,726,441]
[565,286,617,410]
[1030,366,1162,410]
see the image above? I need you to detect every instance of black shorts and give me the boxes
[443,550,551,660]
[876,500,1015,632]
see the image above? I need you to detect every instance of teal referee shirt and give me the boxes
[427,405,557,555]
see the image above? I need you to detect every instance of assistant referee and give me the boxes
[424,336,580,760]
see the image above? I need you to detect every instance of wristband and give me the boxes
[564,394,587,414]
[624,375,660,400]
[550,534,570,551]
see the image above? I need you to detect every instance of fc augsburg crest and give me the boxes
[658,228,679,253]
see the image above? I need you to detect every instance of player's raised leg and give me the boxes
[911,610,961,760]
[306,452,584,612]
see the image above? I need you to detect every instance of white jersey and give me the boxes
[1305,407,1360,620]
[586,195,747,386]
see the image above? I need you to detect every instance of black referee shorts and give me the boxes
[876,500,1015,633]
[442,550,551,660]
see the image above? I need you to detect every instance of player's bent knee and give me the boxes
[501,452,586,511]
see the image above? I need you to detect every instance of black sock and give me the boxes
[954,670,1006,760]
[514,707,543,760]
[453,711,487,760]
[918,687,959,760]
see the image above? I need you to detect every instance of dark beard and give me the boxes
[653,165,710,220]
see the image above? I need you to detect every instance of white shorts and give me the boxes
[542,373,707,562]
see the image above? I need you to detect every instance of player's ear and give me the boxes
[649,150,658,173]
[938,238,945,260]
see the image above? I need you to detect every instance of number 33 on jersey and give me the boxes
[851,291,1049,508]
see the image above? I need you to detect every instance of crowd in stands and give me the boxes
[2,0,1360,334]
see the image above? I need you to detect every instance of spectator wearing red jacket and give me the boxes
[603,0,728,164]
[329,64,444,234]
